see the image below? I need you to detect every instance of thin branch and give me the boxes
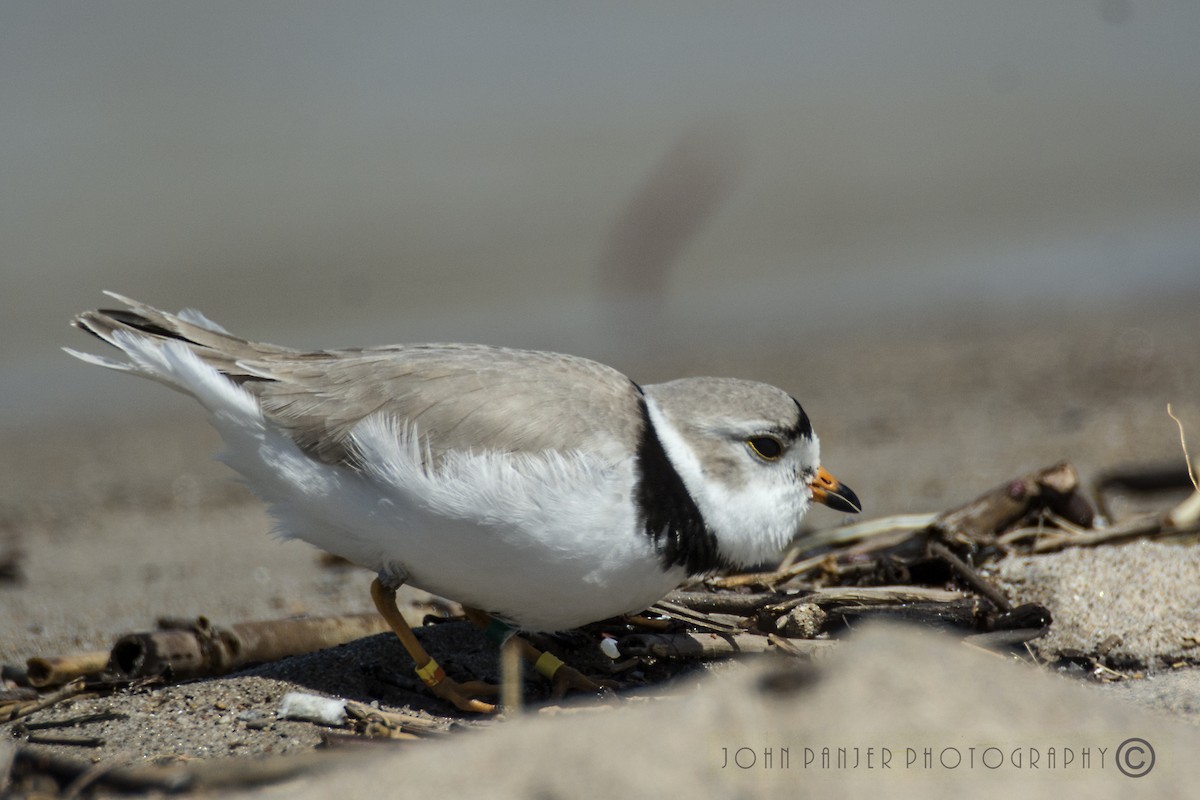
[1167,403,1198,491]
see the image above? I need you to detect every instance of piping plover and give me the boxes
[68,293,859,711]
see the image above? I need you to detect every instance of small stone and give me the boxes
[779,604,826,639]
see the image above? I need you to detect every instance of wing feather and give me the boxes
[73,296,644,466]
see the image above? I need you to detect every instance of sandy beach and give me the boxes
[3,297,1199,797]
[4,4,1200,796]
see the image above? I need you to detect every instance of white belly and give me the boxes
[227,412,685,631]
[393,515,686,631]
[295,499,686,632]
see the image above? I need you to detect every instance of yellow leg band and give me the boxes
[415,658,446,687]
[534,651,565,681]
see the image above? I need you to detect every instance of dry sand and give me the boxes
[2,298,1199,796]
[237,624,1200,800]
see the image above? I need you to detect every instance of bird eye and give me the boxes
[746,436,784,461]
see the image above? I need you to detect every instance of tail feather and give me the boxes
[70,293,291,383]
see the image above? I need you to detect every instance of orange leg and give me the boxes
[370,578,498,713]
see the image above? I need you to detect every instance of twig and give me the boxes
[1029,514,1200,553]
[620,631,772,658]
[344,701,452,736]
[710,514,940,589]
[928,541,1012,612]
[0,679,86,723]
[706,552,833,589]
[1167,404,1198,491]
[767,585,966,613]
[795,513,939,551]
[619,631,836,659]
[19,711,126,731]
[23,734,104,748]
[823,598,987,631]
[1165,404,1200,528]
[648,601,743,634]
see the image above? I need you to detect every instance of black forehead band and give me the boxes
[782,398,814,441]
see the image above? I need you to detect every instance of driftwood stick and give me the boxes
[932,462,1094,546]
[823,599,987,630]
[619,631,836,659]
[663,591,778,615]
[25,652,111,688]
[229,613,390,665]
[110,628,212,680]
[767,586,967,614]
[620,632,773,658]
[110,612,390,680]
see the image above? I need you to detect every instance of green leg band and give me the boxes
[483,617,515,645]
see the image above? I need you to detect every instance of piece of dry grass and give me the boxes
[1167,404,1200,528]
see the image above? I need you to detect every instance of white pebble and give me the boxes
[600,637,621,660]
[277,691,347,726]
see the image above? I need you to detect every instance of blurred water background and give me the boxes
[3,1,1198,429]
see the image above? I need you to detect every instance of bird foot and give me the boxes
[429,675,500,714]
[548,663,617,700]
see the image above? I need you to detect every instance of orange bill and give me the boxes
[809,466,861,513]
